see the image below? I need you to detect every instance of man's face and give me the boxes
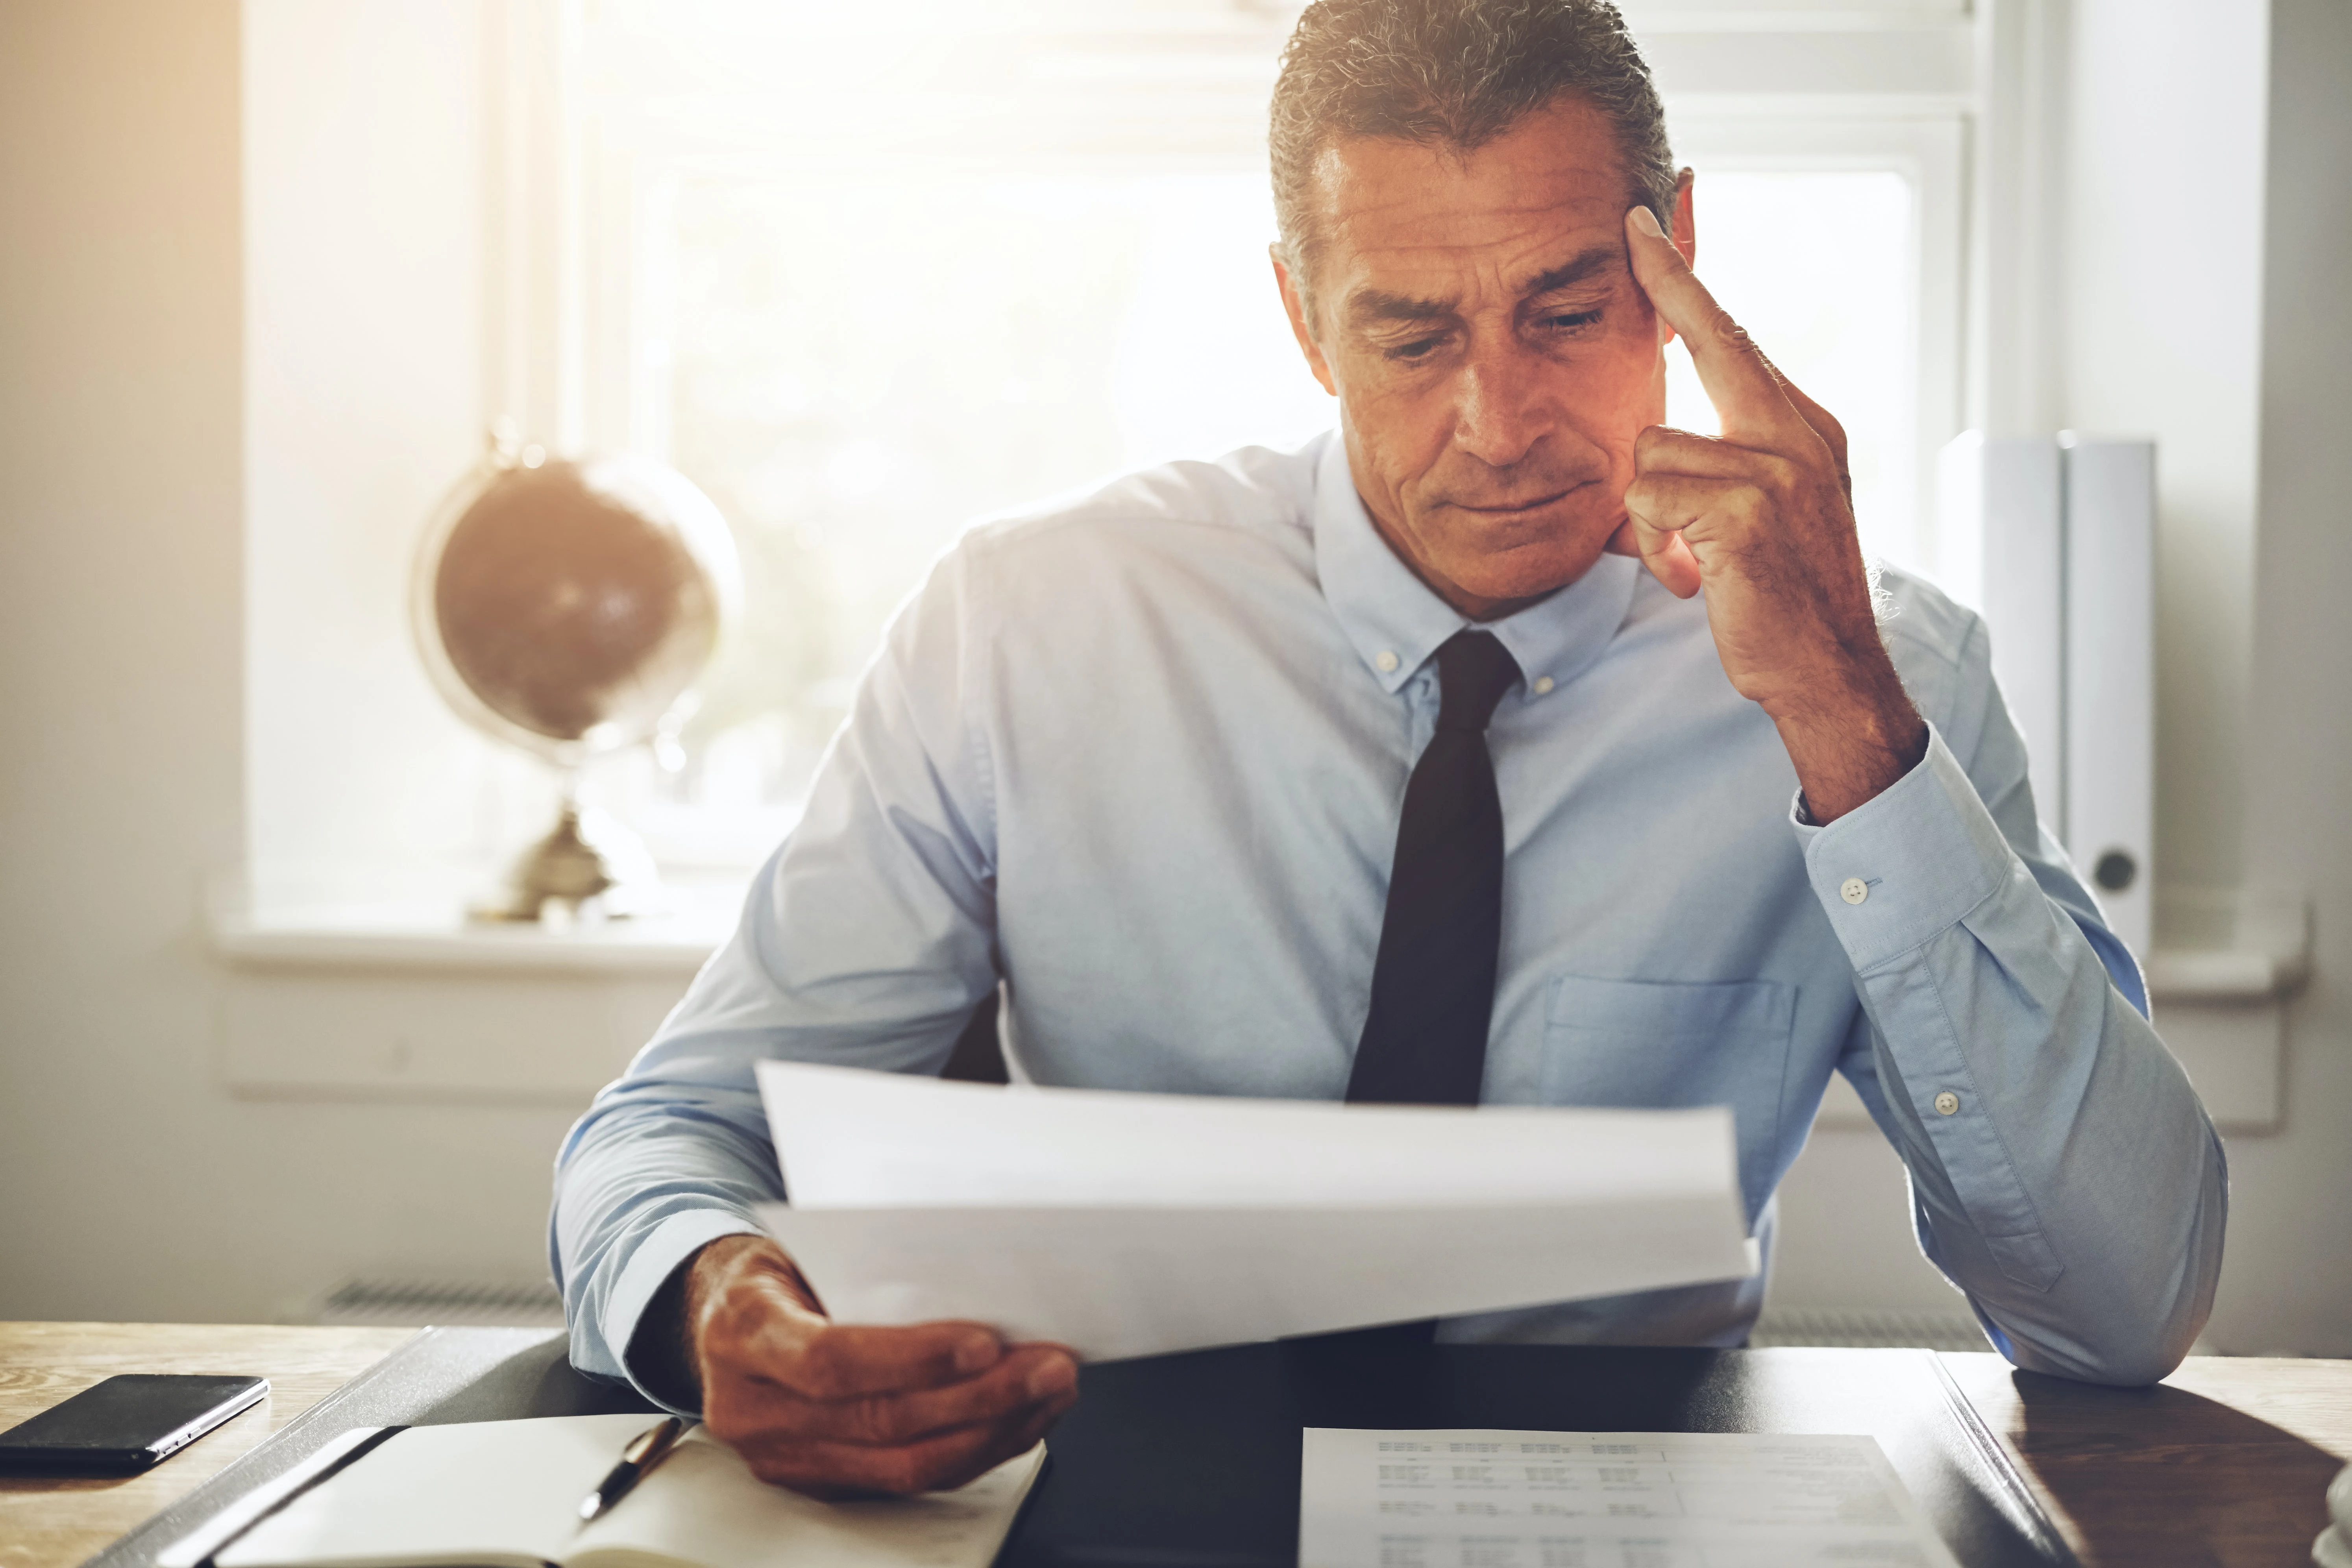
[1278,98,1695,619]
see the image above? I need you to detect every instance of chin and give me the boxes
[1442,536,1604,608]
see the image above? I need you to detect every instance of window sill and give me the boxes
[207,875,742,977]
[2144,887,2311,1003]
[2144,947,2310,1006]
[210,908,727,977]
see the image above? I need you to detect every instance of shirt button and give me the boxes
[1840,877,1869,905]
[1933,1090,1960,1117]
[1532,675,1555,696]
[1375,649,1400,673]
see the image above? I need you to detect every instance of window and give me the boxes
[376,0,1975,873]
[660,170,1332,820]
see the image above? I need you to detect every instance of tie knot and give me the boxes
[1434,631,1521,733]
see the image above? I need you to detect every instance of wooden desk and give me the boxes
[0,1323,412,1568]
[1945,1351,2352,1566]
[2,1325,2345,1568]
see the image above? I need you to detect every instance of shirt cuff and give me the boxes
[1788,722,2011,973]
[606,1207,767,1417]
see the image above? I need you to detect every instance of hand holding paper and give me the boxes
[682,1233,1075,1499]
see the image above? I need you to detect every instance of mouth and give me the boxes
[1446,482,1588,521]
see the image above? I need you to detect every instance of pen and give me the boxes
[577,1416,687,1522]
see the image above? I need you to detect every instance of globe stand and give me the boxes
[472,797,660,924]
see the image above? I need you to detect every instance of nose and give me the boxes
[1450,337,1555,470]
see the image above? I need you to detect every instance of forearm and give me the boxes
[1809,731,2225,1383]
[1856,924,2223,1382]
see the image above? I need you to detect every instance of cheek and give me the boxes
[1563,335,1666,453]
[1341,376,1455,479]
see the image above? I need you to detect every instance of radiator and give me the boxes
[309,1276,566,1328]
[1748,1307,1993,1353]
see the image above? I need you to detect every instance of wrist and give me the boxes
[1762,653,1926,823]
[687,1234,822,1328]
[626,1243,716,1411]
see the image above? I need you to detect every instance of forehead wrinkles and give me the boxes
[1329,203,1620,318]
[1303,108,1632,312]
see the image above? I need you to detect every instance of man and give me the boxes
[553,0,2225,1500]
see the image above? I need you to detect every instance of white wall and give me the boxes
[2060,0,2269,895]
[0,0,592,1324]
[1770,0,2352,1356]
[2222,0,2352,1357]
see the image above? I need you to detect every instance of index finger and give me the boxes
[1623,205,1805,447]
[745,1313,1009,1401]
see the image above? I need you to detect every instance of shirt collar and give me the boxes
[1310,432,1641,699]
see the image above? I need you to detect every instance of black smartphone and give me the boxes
[0,1373,268,1474]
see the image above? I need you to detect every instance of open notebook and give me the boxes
[209,1414,1043,1568]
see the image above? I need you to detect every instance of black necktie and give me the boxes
[1346,630,1522,1106]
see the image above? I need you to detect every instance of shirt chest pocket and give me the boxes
[1541,975,1797,1217]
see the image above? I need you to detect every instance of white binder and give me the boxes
[1935,432,2156,957]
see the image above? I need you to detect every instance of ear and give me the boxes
[1654,167,1698,348]
[1272,247,1339,398]
[1672,166,1696,269]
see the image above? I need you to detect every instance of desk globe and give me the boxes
[413,436,740,921]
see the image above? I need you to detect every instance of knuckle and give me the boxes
[839,1392,908,1445]
[790,1333,852,1398]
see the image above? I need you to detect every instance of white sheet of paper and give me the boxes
[756,1200,1755,1361]
[755,1060,1742,1210]
[752,1063,1755,1360]
[1298,1427,1965,1568]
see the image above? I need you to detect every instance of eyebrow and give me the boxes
[1521,246,1619,298]
[1342,244,1623,330]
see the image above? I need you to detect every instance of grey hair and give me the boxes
[1269,0,1677,317]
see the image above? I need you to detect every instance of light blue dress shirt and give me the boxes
[553,433,2225,1401]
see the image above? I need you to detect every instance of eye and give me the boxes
[1538,309,1603,333]
[1384,334,1448,362]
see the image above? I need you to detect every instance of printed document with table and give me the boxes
[1300,1427,1965,1568]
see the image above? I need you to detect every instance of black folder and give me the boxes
[92,1327,2072,1568]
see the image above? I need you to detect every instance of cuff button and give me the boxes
[1934,1090,1960,1116]
[1839,876,1869,905]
